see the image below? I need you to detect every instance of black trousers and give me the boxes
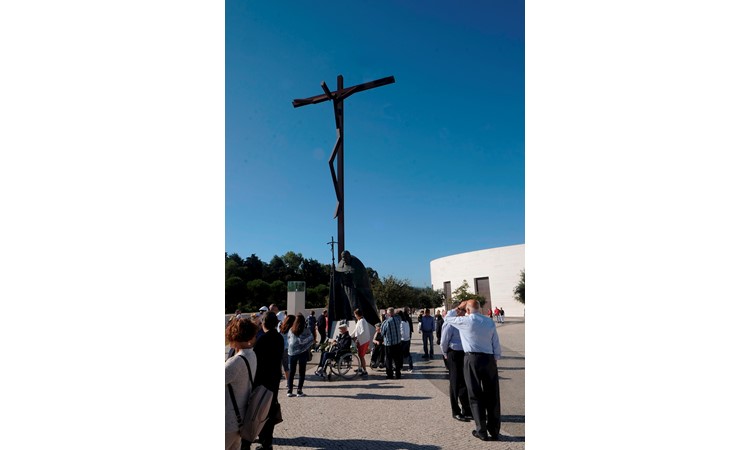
[257,393,279,447]
[384,343,403,378]
[370,343,384,367]
[445,349,471,416]
[464,353,501,436]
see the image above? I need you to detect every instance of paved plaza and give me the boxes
[228,317,524,449]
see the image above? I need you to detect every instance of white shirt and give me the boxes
[225,348,258,432]
[400,320,411,342]
[353,318,372,344]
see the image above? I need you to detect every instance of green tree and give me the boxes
[372,275,410,310]
[451,280,486,307]
[244,254,264,281]
[246,279,271,310]
[225,253,248,280]
[514,269,525,304]
[265,255,287,282]
[302,258,329,287]
[226,276,247,313]
[306,284,329,308]
[413,286,444,310]
[269,280,286,304]
[281,251,304,279]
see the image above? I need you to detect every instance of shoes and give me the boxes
[395,373,401,379]
[286,392,296,397]
[296,391,306,397]
[453,414,470,422]
[472,430,491,441]
[360,371,368,377]
[314,369,323,377]
[421,354,429,359]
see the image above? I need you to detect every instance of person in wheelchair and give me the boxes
[314,321,352,377]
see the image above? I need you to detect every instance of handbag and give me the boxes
[227,355,273,442]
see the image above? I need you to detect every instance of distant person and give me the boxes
[404,307,414,338]
[380,307,403,379]
[440,301,472,423]
[314,322,353,377]
[399,310,414,373]
[444,299,503,442]
[370,323,385,369]
[306,310,318,344]
[499,307,505,324]
[287,313,314,397]
[352,308,372,376]
[316,309,328,350]
[279,315,296,382]
[435,311,444,345]
[226,309,242,328]
[419,309,436,358]
[253,312,284,450]
[493,307,501,323]
[270,304,285,331]
[225,317,259,450]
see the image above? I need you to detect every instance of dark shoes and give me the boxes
[472,430,495,441]
[453,414,471,422]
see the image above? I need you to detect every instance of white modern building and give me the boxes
[430,244,525,317]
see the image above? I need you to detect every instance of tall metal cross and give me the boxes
[293,74,395,261]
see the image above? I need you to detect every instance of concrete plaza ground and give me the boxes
[231,317,525,450]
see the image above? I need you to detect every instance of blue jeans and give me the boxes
[288,351,308,393]
[422,331,434,356]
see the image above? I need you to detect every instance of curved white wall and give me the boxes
[430,244,525,317]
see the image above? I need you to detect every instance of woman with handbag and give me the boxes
[225,317,259,450]
[287,313,314,397]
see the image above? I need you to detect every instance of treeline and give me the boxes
[225,251,331,313]
[225,251,446,314]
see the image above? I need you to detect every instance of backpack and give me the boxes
[227,355,273,442]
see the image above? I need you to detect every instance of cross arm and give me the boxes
[292,75,395,108]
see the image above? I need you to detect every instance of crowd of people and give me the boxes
[226,302,506,448]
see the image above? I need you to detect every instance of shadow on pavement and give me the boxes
[274,437,441,450]
[311,393,432,401]
[314,382,403,390]
[502,414,525,423]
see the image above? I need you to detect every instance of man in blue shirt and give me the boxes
[380,307,403,379]
[444,299,502,441]
[419,309,436,358]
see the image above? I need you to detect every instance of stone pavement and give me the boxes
[233,318,525,450]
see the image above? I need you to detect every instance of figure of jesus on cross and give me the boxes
[292,74,395,262]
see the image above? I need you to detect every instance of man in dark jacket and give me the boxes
[315,309,328,350]
[306,310,317,344]
[252,312,284,450]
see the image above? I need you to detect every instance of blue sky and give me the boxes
[226,0,525,287]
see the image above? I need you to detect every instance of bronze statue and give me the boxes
[328,250,380,327]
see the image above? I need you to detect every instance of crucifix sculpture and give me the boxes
[293,74,395,262]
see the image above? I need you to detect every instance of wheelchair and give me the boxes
[320,343,362,380]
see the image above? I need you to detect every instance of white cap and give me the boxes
[259,306,269,312]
